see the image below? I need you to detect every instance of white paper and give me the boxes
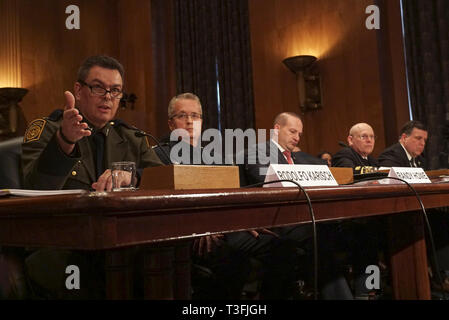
[263,164,338,187]
[0,189,86,197]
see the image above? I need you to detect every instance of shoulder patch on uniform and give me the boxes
[24,119,47,143]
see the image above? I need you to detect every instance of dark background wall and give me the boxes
[0,0,409,156]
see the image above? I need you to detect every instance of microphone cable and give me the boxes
[243,179,319,300]
[134,130,173,165]
[343,175,447,300]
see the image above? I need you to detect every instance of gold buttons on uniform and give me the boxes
[110,121,114,126]
[71,171,77,176]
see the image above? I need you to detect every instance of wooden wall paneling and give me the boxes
[376,0,410,147]
[116,0,153,132]
[18,0,120,124]
[249,0,393,157]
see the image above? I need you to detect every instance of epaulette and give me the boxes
[46,109,64,121]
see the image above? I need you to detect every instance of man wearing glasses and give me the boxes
[152,93,254,300]
[19,55,162,299]
[332,122,379,169]
[332,122,385,299]
[153,92,204,165]
[22,55,162,191]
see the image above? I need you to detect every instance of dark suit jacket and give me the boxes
[332,147,379,169]
[378,142,426,169]
[242,140,326,186]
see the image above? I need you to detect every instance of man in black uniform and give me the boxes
[20,55,162,298]
[332,122,379,170]
[332,122,383,299]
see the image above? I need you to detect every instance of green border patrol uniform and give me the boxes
[20,110,163,298]
[22,109,163,190]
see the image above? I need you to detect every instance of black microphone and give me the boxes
[134,130,174,165]
[338,141,348,148]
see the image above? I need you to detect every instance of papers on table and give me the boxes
[0,189,86,197]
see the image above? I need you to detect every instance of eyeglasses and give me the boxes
[355,134,377,141]
[170,112,203,121]
[78,80,123,99]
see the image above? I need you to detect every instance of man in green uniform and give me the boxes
[20,55,163,298]
[22,55,162,191]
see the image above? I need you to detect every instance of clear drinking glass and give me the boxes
[111,161,137,191]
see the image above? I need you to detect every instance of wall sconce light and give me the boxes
[0,87,28,137]
[282,55,322,113]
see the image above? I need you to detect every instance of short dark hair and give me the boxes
[317,151,332,158]
[400,120,427,137]
[77,55,125,82]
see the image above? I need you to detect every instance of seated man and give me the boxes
[240,112,353,299]
[379,120,449,292]
[21,55,163,298]
[332,123,379,170]
[153,92,251,299]
[22,55,162,191]
[317,151,332,167]
[378,120,427,169]
[331,122,384,299]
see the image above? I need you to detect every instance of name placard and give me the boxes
[263,164,338,187]
[387,167,431,184]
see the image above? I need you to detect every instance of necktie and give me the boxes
[283,150,294,165]
[92,131,105,179]
[410,158,416,168]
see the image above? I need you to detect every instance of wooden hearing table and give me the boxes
[1,182,449,299]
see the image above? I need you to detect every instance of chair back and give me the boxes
[0,136,24,189]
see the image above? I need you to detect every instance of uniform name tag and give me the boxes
[263,164,338,187]
[387,167,431,184]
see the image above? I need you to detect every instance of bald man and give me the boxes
[238,112,353,300]
[332,123,379,168]
[331,123,384,299]
[243,112,325,185]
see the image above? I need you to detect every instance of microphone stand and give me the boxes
[134,130,173,165]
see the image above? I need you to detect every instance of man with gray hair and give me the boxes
[154,92,204,164]
[153,93,252,299]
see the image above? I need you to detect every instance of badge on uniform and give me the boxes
[24,119,46,143]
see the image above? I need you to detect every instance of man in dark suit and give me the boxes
[152,92,253,300]
[240,112,353,299]
[378,120,427,168]
[332,122,379,169]
[379,121,449,292]
[242,113,325,185]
